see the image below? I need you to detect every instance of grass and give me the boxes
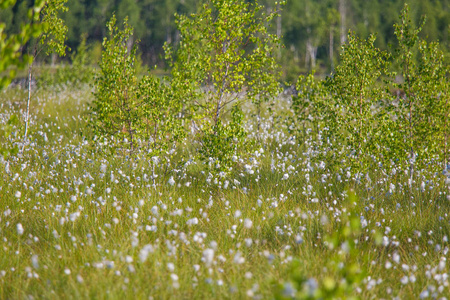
[0,84,449,299]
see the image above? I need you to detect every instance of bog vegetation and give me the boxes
[0,0,449,299]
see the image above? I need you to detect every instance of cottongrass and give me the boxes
[0,86,448,298]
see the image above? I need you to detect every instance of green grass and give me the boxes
[0,85,449,299]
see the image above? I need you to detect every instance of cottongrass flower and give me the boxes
[193,264,200,272]
[385,261,392,269]
[139,244,154,263]
[233,251,245,264]
[16,223,24,235]
[31,255,39,269]
[202,248,214,267]
[186,217,199,226]
[171,273,180,289]
[167,262,175,272]
[244,218,253,229]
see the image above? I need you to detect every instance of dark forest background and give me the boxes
[1,0,448,79]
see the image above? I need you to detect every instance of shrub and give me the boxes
[166,0,282,173]
[198,105,247,173]
[388,4,449,177]
[325,33,390,173]
[90,15,184,155]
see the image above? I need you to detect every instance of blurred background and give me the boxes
[1,0,449,81]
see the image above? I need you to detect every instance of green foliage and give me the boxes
[292,34,393,175]
[22,0,69,153]
[91,15,141,152]
[387,4,449,173]
[4,0,449,77]
[274,191,369,299]
[283,0,332,71]
[0,0,44,158]
[198,105,248,173]
[0,0,44,89]
[39,34,93,89]
[91,15,139,149]
[292,72,333,133]
[167,0,282,172]
[40,0,69,56]
[69,33,92,84]
[136,75,185,155]
[291,4,449,179]
[90,15,183,155]
[326,33,390,172]
[0,114,20,158]
[417,41,450,167]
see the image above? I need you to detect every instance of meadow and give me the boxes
[0,82,449,299]
[1,0,449,298]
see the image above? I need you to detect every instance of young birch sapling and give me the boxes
[391,4,449,179]
[0,0,44,157]
[326,32,389,174]
[166,0,282,173]
[91,15,184,156]
[23,0,69,151]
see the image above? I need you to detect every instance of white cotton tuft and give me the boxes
[202,248,214,266]
[16,223,24,235]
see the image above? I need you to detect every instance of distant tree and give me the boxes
[3,0,449,71]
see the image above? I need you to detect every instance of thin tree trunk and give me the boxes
[339,0,346,45]
[22,64,32,151]
[22,43,39,153]
[445,96,448,168]
[276,2,282,60]
[127,37,134,53]
[305,44,310,69]
[329,25,334,71]
[306,39,317,70]
[166,16,172,45]
[51,53,57,66]
[407,90,414,185]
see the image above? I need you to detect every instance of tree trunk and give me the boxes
[276,2,282,59]
[127,36,134,53]
[329,25,334,71]
[276,3,282,38]
[22,43,38,153]
[306,39,317,70]
[23,64,32,151]
[339,0,347,45]
[51,53,57,66]
[445,96,448,168]
[166,16,172,45]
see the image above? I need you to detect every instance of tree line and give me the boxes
[1,0,449,78]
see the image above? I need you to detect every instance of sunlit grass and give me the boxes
[0,85,449,299]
